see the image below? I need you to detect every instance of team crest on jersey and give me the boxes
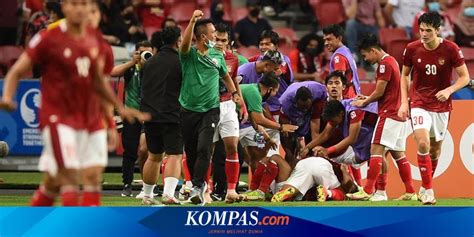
[438,57,445,66]
[211,58,219,66]
[350,111,356,119]
[63,48,71,58]
[379,65,385,73]
[334,56,340,63]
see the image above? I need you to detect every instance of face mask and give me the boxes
[215,10,224,19]
[203,35,216,48]
[428,2,440,12]
[250,8,260,17]
[262,89,272,102]
[464,7,474,17]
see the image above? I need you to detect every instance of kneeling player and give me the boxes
[271,157,358,202]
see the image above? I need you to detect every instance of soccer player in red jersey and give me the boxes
[398,12,470,205]
[212,22,246,203]
[347,34,417,201]
[0,0,147,206]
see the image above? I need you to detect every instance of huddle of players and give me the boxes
[213,11,469,205]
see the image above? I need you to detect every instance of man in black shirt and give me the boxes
[235,0,272,47]
[140,26,183,205]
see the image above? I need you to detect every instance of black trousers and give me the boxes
[181,107,220,188]
[121,120,142,185]
[212,140,245,194]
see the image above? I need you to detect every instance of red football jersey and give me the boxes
[403,39,465,112]
[26,21,105,131]
[219,50,239,101]
[376,54,402,121]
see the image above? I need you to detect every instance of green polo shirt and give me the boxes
[179,47,228,112]
[240,84,262,113]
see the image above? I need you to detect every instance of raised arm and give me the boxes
[180,10,203,54]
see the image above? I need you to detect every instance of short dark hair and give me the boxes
[358,33,381,52]
[261,50,283,65]
[193,19,214,37]
[161,26,181,45]
[150,31,163,50]
[322,24,345,39]
[295,86,313,102]
[418,12,442,29]
[215,23,230,38]
[325,71,347,86]
[322,100,345,121]
[161,17,177,29]
[260,71,279,88]
[259,30,279,46]
[297,32,324,54]
[135,40,153,50]
[46,2,64,18]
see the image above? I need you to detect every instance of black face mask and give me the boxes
[215,10,224,19]
[250,8,260,17]
[305,48,320,57]
[262,89,272,102]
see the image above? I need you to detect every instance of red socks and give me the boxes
[396,156,415,193]
[258,161,279,193]
[417,153,433,189]
[431,159,438,177]
[61,186,79,206]
[375,173,387,191]
[329,188,345,201]
[363,156,383,194]
[351,166,362,186]
[225,153,240,190]
[31,186,56,206]
[250,162,266,190]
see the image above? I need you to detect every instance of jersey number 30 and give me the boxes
[425,64,437,75]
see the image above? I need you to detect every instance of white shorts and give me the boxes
[286,157,341,196]
[39,123,108,176]
[213,100,239,142]
[372,116,412,151]
[410,108,450,142]
[239,126,279,149]
[266,114,281,156]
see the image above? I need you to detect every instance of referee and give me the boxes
[179,10,241,205]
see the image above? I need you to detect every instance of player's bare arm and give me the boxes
[435,64,470,102]
[397,65,411,120]
[326,120,361,157]
[250,112,298,133]
[222,73,241,105]
[303,122,333,156]
[0,53,33,111]
[180,10,203,54]
[352,80,388,107]
[310,118,320,141]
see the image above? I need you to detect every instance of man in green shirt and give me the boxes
[110,41,153,197]
[180,10,241,205]
[239,72,298,171]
